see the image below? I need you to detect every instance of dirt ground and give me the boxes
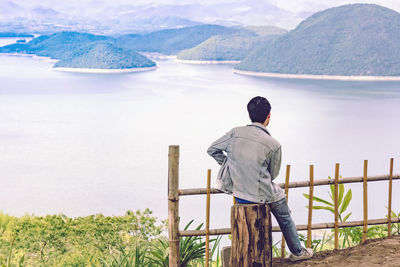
[272,235,400,267]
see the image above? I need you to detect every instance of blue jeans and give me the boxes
[235,197,302,255]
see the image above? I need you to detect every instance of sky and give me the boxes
[10,0,400,13]
[5,0,400,30]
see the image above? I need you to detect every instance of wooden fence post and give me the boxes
[388,158,394,237]
[168,145,180,267]
[363,160,368,243]
[307,165,314,248]
[231,204,272,267]
[281,165,290,258]
[334,163,339,250]
[205,169,211,267]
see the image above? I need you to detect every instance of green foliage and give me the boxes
[304,178,353,248]
[115,24,238,55]
[271,240,282,258]
[236,4,400,76]
[54,42,156,69]
[148,220,221,267]
[299,231,333,252]
[99,244,148,267]
[304,179,352,223]
[0,31,156,69]
[0,209,164,266]
[0,211,224,267]
[177,32,259,61]
[177,27,287,61]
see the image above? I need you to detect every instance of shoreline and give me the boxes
[176,58,241,65]
[233,69,400,81]
[1,53,58,63]
[52,66,157,74]
[1,53,157,73]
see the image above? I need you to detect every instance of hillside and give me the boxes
[0,31,113,59]
[245,25,287,36]
[115,24,238,55]
[177,32,258,61]
[236,4,400,76]
[54,42,155,69]
[0,31,156,70]
[273,235,400,266]
[176,27,286,61]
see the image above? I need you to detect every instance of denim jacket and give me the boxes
[207,123,285,204]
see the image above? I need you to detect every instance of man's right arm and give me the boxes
[207,129,234,165]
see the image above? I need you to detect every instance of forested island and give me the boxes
[235,4,400,77]
[0,25,239,72]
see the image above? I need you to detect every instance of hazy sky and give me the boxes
[11,0,400,13]
[6,0,400,30]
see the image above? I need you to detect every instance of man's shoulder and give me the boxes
[234,125,281,150]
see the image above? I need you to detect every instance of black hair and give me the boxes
[247,96,271,123]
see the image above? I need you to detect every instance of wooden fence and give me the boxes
[168,145,399,266]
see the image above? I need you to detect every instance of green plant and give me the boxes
[100,244,148,267]
[299,230,334,252]
[271,240,281,258]
[0,236,24,267]
[148,220,220,267]
[304,178,353,248]
[386,209,400,235]
[190,235,222,267]
[147,239,168,267]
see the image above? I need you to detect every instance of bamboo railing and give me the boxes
[168,145,399,264]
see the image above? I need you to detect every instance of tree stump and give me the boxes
[231,204,272,267]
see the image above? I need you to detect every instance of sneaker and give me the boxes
[287,247,313,262]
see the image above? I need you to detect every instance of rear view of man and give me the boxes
[207,96,313,262]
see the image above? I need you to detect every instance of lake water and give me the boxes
[1,44,400,236]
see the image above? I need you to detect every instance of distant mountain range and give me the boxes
[0,0,309,34]
[236,4,400,76]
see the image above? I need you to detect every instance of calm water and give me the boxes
[1,49,400,233]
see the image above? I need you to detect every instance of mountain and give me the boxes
[176,27,286,61]
[115,24,238,55]
[0,31,113,59]
[54,42,155,69]
[236,4,400,76]
[0,31,155,70]
[107,16,203,34]
[0,1,310,34]
[245,26,288,36]
[177,31,258,61]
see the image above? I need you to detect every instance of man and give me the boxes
[207,96,313,262]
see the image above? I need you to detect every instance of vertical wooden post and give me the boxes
[307,165,314,248]
[231,204,272,267]
[362,160,368,243]
[334,163,339,250]
[168,145,180,267]
[205,169,211,267]
[281,165,290,258]
[388,158,394,237]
